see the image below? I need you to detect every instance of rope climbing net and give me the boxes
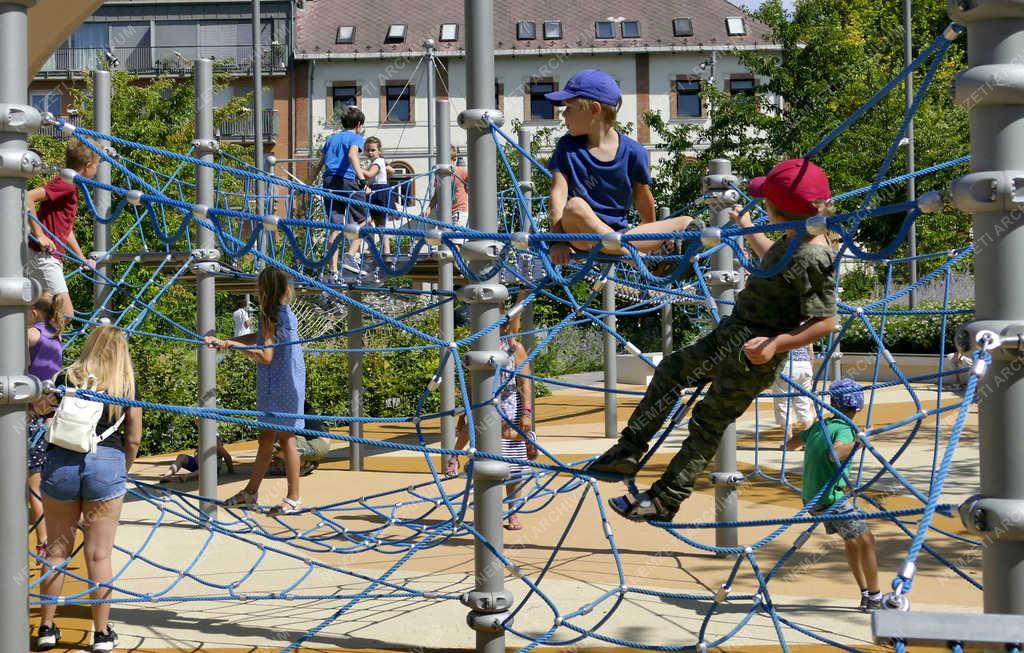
[25,21,992,653]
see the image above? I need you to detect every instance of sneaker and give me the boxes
[92,625,118,652]
[35,624,60,651]
[862,592,883,612]
[858,591,868,611]
[585,442,643,479]
[342,254,361,273]
[608,490,676,523]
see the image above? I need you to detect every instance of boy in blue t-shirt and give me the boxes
[786,378,882,611]
[544,69,700,269]
[310,105,367,276]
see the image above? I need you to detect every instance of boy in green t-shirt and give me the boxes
[786,378,882,611]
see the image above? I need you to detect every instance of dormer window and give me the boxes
[336,25,355,44]
[726,17,746,36]
[672,18,693,37]
[385,24,406,44]
[440,23,458,42]
[595,21,614,39]
[543,20,562,40]
[621,20,640,38]
[517,21,536,40]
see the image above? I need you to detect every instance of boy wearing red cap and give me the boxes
[589,159,838,522]
[544,69,700,267]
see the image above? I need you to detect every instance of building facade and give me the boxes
[293,0,780,182]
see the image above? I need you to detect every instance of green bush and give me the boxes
[838,300,973,354]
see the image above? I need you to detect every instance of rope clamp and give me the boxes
[457,108,505,130]
[191,248,221,263]
[957,321,1024,361]
[191,138,220,155]
[959,495,1024,540]
[949,170,1024,212]
[0,277,38,306]
[0,103,42,134]
[709,472,744,487]
[703,270,741,289]
[433,163,453,177]
[0,375,43,405]
[0,148,43,178]
[461,589,514,613]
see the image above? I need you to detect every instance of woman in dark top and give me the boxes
[34,325,142,653]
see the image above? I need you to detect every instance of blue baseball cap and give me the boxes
[828,378,864,412]
[544,69,622,107]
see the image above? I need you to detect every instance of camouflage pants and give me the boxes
[619,318,783,509]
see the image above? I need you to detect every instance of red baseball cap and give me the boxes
[747,159,831,216]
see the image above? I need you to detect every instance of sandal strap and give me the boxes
[281,497,301,510]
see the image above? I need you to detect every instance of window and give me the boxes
[495,81,505,113]
[543,20,562,40]
[729,76,756,97]
[528,80,556,120]
[517,21,536,40]
[726,17,746,36]
[336,25,355,44]
[439,23,458,42]
[332,83,359,120]
[383,83,413,122]
[30,91,62,116]
[595,21,614,39]
[673,78,701,118]
[385,24,406,44]
[673,18,693,37]
[621,20,640,38]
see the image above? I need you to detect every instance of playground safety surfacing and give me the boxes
[30,379,980,652]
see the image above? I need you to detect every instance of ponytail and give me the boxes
[33,291,64,339]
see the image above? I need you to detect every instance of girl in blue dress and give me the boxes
[206,267,306,514]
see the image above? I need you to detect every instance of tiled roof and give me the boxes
[295,0,775,58]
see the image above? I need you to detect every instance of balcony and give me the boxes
[218,109,279,145]
[36,44,289,79]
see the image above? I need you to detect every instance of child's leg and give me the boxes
[856,529,880,593]
[39,497,82,627]
[276,432,301,501]
[28,471,46,548]
[625,216,697,254]
[505,479,523,530]
[559,198,621,253]
[245,429,279,495]
[844,538,868,590]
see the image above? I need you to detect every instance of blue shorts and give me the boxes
[42,446,127,503]
[812,497,869,541]
[182,455,199,473]
[324,175,367,225]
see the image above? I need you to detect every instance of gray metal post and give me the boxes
[517,128,535,416]
[425,40,436,178]
[0,3,36,647]
[252,0,268,262]
[658,206,673,358]
[603,271,617,439]
[904,0,917,309]
[436,100,455,469]
[460,0,512,649]
[92,70,112,315]
[948,2,1024,618]
[194,59,219,519]
[704,159,742,551]
[348,293,364,471]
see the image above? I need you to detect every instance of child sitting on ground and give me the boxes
[543,69,701,271]
[160,437,234,482]
[786,378,883,612]
[587,158,838,522]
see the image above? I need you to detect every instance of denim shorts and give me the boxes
[813,497,869,541]
[42,445,127,502]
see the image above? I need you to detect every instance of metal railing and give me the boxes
[218,109,279,144]
[37,44,288,77]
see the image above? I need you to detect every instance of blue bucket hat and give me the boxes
[828,378,864,412]
[544,69,622,107]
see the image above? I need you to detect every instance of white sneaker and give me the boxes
[342,255,362,273]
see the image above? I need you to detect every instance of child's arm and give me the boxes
[831,439,857,459]
[455,413,469,450]
[785,433,804,451]
[123,406,143,470]
[742,315,836,365]
[729,207,773,259]
[205,331,274,365]
[547,172,572,265]
[512,340,534,434]
[65,228,96,269]
[361,162,381,179]
[309,153,325,183]
[632,183,656,224]
[27,326,41,349]
[348,145,364,180]
[26,187,56,253]
[386,165,397,176]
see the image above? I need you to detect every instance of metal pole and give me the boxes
[0,3,36,647]
[194,59,219,519]
[92,70,111,315]
[948,3,1024,617]
[603,270,617,439]
[348,292,364,471]
[461,0,511,648]
[658,206,673,358]
[436,100,455,469]
[705,159,741,551]
[425,40,436,180]
[252,0,267,261]
[517,128,535,416]
[904,0,917,309]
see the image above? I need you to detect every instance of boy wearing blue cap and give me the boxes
[544,69,700,268]
[786,378,882,611]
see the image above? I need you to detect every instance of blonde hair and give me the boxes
[568,97,618,125]
[63,325,135,420]
[364,136,383,152]
[258,266,291,341]
[33,290,64,339]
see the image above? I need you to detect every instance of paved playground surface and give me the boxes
[31,379,979,652]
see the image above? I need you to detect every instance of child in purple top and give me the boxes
[26,291,64,560]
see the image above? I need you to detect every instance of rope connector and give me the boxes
[916,190,946,214]
[458,108,505,130]
[192,204,208,219]
[262,215,279,232]
[701,226,722,248]
[511,232,531,250]
[190,138,220,155]
[126,189,143,206]
[804,214,829,236]
[715,584,731,603]
[432,163,453,177]
[60,168,77,183]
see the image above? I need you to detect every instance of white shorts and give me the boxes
[24,249,68,296]
[451,210,468,229]
[772,359,815,429]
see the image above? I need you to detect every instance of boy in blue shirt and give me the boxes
[310,105,367,276]
[786,378,882,611]
[544,69,700,269]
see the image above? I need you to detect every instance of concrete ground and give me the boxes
[30,378,981,652]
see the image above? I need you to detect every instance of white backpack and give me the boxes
[46,374,124,454]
